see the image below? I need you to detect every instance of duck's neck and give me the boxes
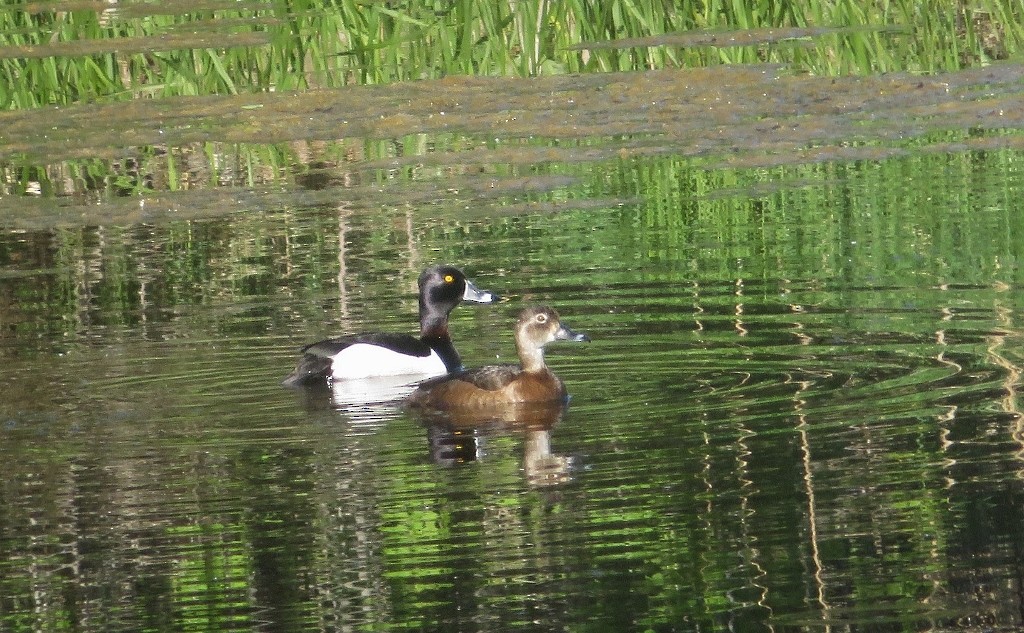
[517,343,546,373]
[419,308,447,337]
[421,319,462,372]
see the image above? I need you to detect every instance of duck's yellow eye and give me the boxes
[444,274,455,283]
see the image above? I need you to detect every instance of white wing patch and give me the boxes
[330,343,447,380]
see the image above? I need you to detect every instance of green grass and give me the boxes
[1,0,1022,110]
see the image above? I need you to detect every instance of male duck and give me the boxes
[406,306,589,411]
[283,265,498,387]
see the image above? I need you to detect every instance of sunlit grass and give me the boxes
[0,0,1021,109]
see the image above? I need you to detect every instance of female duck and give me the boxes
[283,265,498,387]
[407,306,589,411]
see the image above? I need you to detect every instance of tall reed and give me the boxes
[1,0,1021,110]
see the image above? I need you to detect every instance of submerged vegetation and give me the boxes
[0,0,1022,109]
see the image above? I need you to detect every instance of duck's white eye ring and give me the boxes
[536,313,548,323]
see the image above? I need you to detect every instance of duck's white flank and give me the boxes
[330,343,447,380]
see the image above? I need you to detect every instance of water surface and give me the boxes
[3,10,1024,633]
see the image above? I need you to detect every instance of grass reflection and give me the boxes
[4,148,1023,354]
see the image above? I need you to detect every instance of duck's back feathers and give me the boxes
[281,353,333,387]
[442,365,522,391]
[301,333,433,359]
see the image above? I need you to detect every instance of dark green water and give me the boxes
[4,4,1024,633]
[4,152,1024,632]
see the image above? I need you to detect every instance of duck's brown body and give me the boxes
[409,366,567,410]
[407,306,588,411]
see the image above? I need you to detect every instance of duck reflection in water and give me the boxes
[407,306,590,485]
[419,401,574,486]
